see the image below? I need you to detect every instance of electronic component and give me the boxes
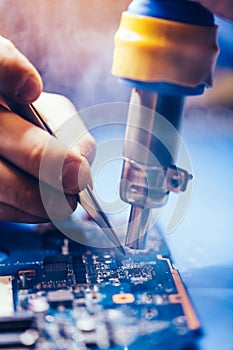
[0,314,34,332]
[0,223,201,350]
[0,276,14,316]
[43,254,70,281]
[112,293,135,304]
[0,313,36,349]
[47,290,73,308]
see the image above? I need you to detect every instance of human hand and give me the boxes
[0,36,95,223]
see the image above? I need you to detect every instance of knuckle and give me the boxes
[0,38,17,69]
[57,94,76,111]
[51,93,76,112]
[56,94,71,105]
[28,142,43,171]
[0,36,15,52]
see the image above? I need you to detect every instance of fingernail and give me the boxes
[63,157,93,194]
[15,76,41,103]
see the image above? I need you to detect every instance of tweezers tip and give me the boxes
[118,245,126,256]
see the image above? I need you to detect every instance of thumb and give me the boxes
[0,36,42,104]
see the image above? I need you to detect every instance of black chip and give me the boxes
[43,255,70,281]
[72,255,86,283]
[0,313,34,332]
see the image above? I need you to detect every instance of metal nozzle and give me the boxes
[121,88,188,249]
[125,205,150,249]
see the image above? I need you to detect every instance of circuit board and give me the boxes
[0,222,201,350]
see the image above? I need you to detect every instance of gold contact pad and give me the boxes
[112,293,135,304]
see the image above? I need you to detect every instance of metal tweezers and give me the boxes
[5,99,125,255]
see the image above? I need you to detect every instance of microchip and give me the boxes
[43,255,70,281]
[47,290,73,308]
[72,255,87,283]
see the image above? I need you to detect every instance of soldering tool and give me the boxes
[112,0,219,249]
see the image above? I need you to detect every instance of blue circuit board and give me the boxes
[0,222,201,349]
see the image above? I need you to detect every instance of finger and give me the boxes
[0,158,77,219]
[0,106,93,194]
[0,202,47,223]
[34,92,96,164]
[0,35,42,103]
